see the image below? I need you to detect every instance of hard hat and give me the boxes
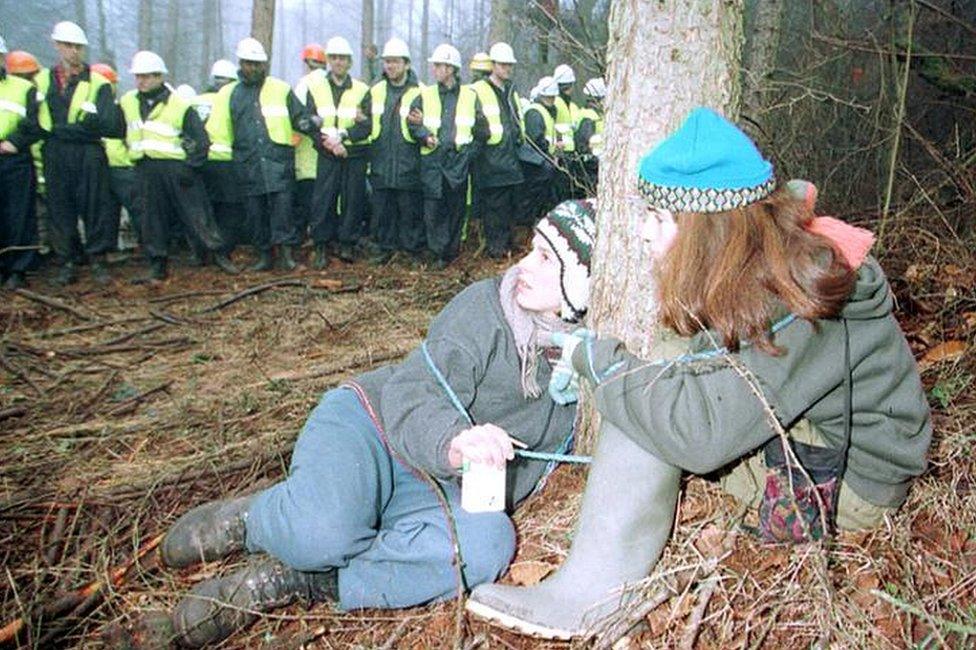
[130,50,168,75]
[583,77,607,98]
[553,64,576,84]
[488,42,516,65]
[0,36,7,55]
[469,52,492,72]
[51,21,89,46]
[210,59,237,80]
[528,83,540,103]
[175,84,197,100]
[236,37,268,63]
[325,36,354,57]
[6,51,40,75]
[301,43,326,64]
[90,62,117,83]
[536,75,559,98]
[381,37,410,60]
[428,43,461,68]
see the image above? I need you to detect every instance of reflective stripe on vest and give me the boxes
[304,71,369,144]
[192,92,216,123]
[36,69,109,131]
[370,79,421,143]
[576,107,604,157]
[205,77,295,161]
[416,84,441,155]
[456,79,523,147]
[0,75,32,140]
[553,96,577,153]
[120,90,190,161]
[523,103,555,156]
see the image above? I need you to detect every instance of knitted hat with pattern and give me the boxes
[638,107,775,213]
[535,199,597,323]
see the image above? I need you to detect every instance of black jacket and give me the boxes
[301,71,373,159]
[369,69,422,191]
[131,85,209,168]
[42,64,122,144]
[409,79,470,198]
[470,78,523,189]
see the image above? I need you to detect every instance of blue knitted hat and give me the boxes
[637,107,775,213]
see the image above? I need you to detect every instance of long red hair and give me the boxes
[654,188,857,353]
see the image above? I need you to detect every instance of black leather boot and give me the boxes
[213,252,240,275]
[90,254,112,285]
[161,495,251,568]
[249,249,273,272]
[311,243,329,270]
[55,262,78,286]
[172,556,338,647]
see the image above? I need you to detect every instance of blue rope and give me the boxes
[420,341,590,465]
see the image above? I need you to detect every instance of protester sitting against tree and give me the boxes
[466,107,932,639]
[154,199,597,647]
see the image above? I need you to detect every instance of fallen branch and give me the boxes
[12,289,93,321]
[0,351,44,396]
[0,406,26,422]
[197,279,307,313]
[107,381,173,416]
[0,533,163,646]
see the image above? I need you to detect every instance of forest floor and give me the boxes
[0,221,973,649]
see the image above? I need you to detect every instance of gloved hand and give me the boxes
[548,329,595,405]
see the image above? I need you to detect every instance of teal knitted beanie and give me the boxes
[637,107,775,213]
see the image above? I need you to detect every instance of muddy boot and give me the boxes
[466,421,682,639]
[337,244,357,263]
[249,249,273,272]
[90,254,112,286]
[3,272,26,290]
[172,555,338,648]
[311,243,329,270]
[54,261,78,286]
[161,495,252,568]
[278,245,298,271]
[212,252,240,275]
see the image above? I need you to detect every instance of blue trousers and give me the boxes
[245,387,516,610]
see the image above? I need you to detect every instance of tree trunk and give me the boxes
[138,0,152,50]
[95,0,113,65]
[361,0,375,78]
[489,0,510,44]
[252,0,276,56]
[741,0,783,137]
[584,0,745,451]
[201,0,216,86]
[75,0,88,36]
[420,0,430,82]
[164,0,180,81]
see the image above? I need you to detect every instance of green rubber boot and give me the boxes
[466,421,681,639]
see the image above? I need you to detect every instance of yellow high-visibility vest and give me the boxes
[455,78,523,147]
[369,79,422,143]
[36,67,110,131]
[553,96,579,153]
[523,103,555,156]
[303,70,370,145]
[206,77,294,161]
[120,89,191,161]
[0,74,32,140]
[403,83,477,156]
[576,106,604,157]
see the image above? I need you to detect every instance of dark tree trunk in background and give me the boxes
[361,0,374,78]
[165,0,180,81]
[138,0,152,49]
[421,0,430,81]
[489,0,510,45]
[201,0,216,84]
[95,0,113,65]
[252,0,276,56]
[75,0,88,36]
[741,0,783,139]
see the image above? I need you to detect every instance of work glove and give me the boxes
[548,328,595,405]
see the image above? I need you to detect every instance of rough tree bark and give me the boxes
[164,0,180,82]
[201,0,216,84]
[583,0,745,451]
[489,0,510,45]
[741,0,783,138]
[252,0,276,55]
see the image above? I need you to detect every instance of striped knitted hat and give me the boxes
[638,107,775,213]
[535,199,596,323]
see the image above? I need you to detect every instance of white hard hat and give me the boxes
[488,42,517,64]
[130,50,168,75]
[528,83,541,103]
[175,84,197,100]
[0,35,7,55]
[536,75,559,98]
[51,21,89,46]
[325,36,353,57]
[553,64,576,84]
[236,37,268,63]
[210,59,237,80]
[381,37,410,60]
[583,77,607,98]
[427,43,461,68]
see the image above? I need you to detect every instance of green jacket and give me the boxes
[575,257,931,508]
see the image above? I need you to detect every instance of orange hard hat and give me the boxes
[301,43,326,64]
[5,50,40,75]
[91,62,118,83]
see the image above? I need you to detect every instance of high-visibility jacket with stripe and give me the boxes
[35,67,110,131]
[403,83,476,155]
[553,96,579,153]
[523,102,556,156]
[369,79,421,143]
[302,70,370,145]
[0,74,33,140]
[205,77,294,161]
[575,106,604,157]
[455,78,523,147]
[120,90,191,161]
[99,83,133,168]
